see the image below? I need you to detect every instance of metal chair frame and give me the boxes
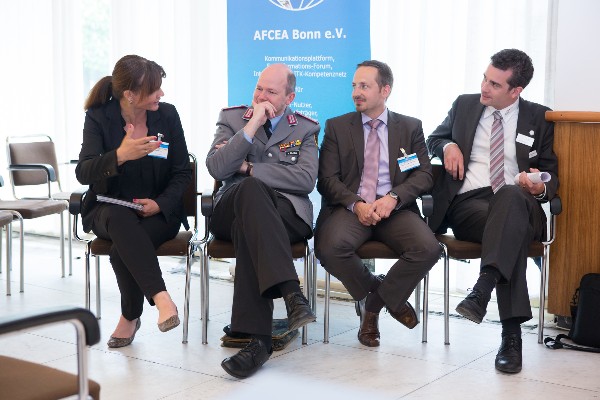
[6,134,72,276]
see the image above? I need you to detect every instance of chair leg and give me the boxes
[201,244,209,345]
[440,243,450,345]
[0,225,2,275]
[7,212,24,295]
[323,271,330,344]
[60,211,65,278]
[538,245,550,344]
[16,217,24,294]
[301,245,310,345]
[182,243,193,344]
[84,244,91,311]
[313,254,318,344]
[5,224,11,296]
[95,256,101,319]
[415,281,422,321]
[67,213,73,276]
[422,273,429,343]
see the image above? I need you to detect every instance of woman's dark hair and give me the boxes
[84,55,166,110]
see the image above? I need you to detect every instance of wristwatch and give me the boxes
[387,191,399,203]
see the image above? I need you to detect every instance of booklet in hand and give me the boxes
[96,195,143,211]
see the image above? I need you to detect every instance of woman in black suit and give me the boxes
[76,55,191,347]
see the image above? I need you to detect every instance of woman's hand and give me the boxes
[134,198,160,217]
[116,124,160,165]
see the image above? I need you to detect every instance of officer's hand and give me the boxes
[244,101,277,138]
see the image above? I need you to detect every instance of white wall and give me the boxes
[553,0,600,111]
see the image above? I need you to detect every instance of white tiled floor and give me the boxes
[1,235,599,399]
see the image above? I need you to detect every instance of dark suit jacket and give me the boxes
[426,94,559,233]
[317,110,433,220]
[76,99,191,232]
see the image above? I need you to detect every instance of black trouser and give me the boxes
[210,178,312,336]
[447,185,546,322]
[92,204,181,320]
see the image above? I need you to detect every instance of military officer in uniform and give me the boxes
[206,63,319,378]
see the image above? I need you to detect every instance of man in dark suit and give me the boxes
[206,63,319,378]
[426,49,559,374]
[315,60,441,347]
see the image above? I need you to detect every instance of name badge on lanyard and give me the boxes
[397,148,420,172]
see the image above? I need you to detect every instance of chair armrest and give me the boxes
[419,194,433,218]
[549,195,562,215]
[0,306,100,346]
[8,163,57,182]
[200,191,214,218]
[69,187,88,215]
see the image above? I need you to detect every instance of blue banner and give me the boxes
[227,0,371,139]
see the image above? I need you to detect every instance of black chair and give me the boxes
[199,181,317,345]
[70,153,200,343]
[0,306,101,400]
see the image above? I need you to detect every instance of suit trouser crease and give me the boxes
[315,207,440,313]
[210,178,311,336]
[92,204,181,320]
[447,185,545,321]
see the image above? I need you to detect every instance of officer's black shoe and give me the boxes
[284,291,316,331]
[495,333,522,373]
[221,338,273,379]
[455,289,490,324]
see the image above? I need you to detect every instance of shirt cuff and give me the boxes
[442,142,458,152]
[534,184,547,201]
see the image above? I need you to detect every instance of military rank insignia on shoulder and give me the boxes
[221,105,248,111]
[295,111,319,125]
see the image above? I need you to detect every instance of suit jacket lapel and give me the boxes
[350,113,365,170]
[515,98,534,172]
[387,111,401,183]
[461,102,486,167]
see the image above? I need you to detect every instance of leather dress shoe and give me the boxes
[221,338,273,379]
[107,318,141,348]
[284,292,316,331]
[356,298,380,347]
[455,289,490,324]
[387,301,419,329]
[495,334,522,373]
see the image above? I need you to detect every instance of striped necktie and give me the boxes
[490,111,505,193]
[360,119,382,203]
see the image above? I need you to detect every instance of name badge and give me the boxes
[516,133,534,147]
[397,148,420,172]
[148,141,169,159]
[529,150,538,159]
